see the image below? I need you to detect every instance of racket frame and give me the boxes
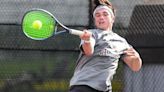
[22,8,84,40]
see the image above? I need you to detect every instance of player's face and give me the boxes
[94,8,114,31]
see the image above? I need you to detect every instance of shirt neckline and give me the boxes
[97,29,113,35]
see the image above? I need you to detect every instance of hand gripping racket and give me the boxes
[22,9,84,40]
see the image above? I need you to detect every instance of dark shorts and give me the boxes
[69,85,111,92]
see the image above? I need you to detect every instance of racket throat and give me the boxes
[55,30,67,35]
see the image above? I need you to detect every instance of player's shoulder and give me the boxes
[87,29,100,38]
[87,29,99,33]
[88,28,105,35]
[112,31,127,41]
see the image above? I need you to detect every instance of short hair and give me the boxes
[94,0,116,16]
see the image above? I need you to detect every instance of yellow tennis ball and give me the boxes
[32,20,42,30]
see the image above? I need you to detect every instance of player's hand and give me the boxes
[123,48,140,61]
[80,30,92,41]
[123,48,142,72]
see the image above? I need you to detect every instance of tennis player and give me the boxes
[69,0,142,92]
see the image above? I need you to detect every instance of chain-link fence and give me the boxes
[0,0,164,92]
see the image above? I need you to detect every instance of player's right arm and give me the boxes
[80,30,95,56]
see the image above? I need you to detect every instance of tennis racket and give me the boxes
[22,9,84,40]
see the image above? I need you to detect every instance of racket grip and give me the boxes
[69,29,84,36]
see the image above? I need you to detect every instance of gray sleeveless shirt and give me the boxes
[70,29,131,91]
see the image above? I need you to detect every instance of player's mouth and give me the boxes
[99,21,105,25]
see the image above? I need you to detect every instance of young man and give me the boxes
[69,1,142,92]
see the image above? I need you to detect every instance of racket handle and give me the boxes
[69,29,84,36]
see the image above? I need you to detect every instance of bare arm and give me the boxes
[122,48,142,72]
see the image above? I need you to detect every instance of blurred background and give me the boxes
[0,0,164,92]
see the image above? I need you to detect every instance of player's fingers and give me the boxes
[79,29,86,38]
[80,30,91,41]
[125,49,140,58]
[123,48,136,56]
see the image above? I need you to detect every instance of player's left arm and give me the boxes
[122,48,142,72]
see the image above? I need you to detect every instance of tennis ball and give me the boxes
[32,20,42,30]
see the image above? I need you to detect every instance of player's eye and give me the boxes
[103,12,109,16]
[95,13,101,17]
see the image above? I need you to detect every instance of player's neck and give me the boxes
[102,27,112,32]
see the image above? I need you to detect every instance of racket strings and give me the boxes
[23,10,55,40]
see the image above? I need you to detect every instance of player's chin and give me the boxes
[97,26,107,31]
